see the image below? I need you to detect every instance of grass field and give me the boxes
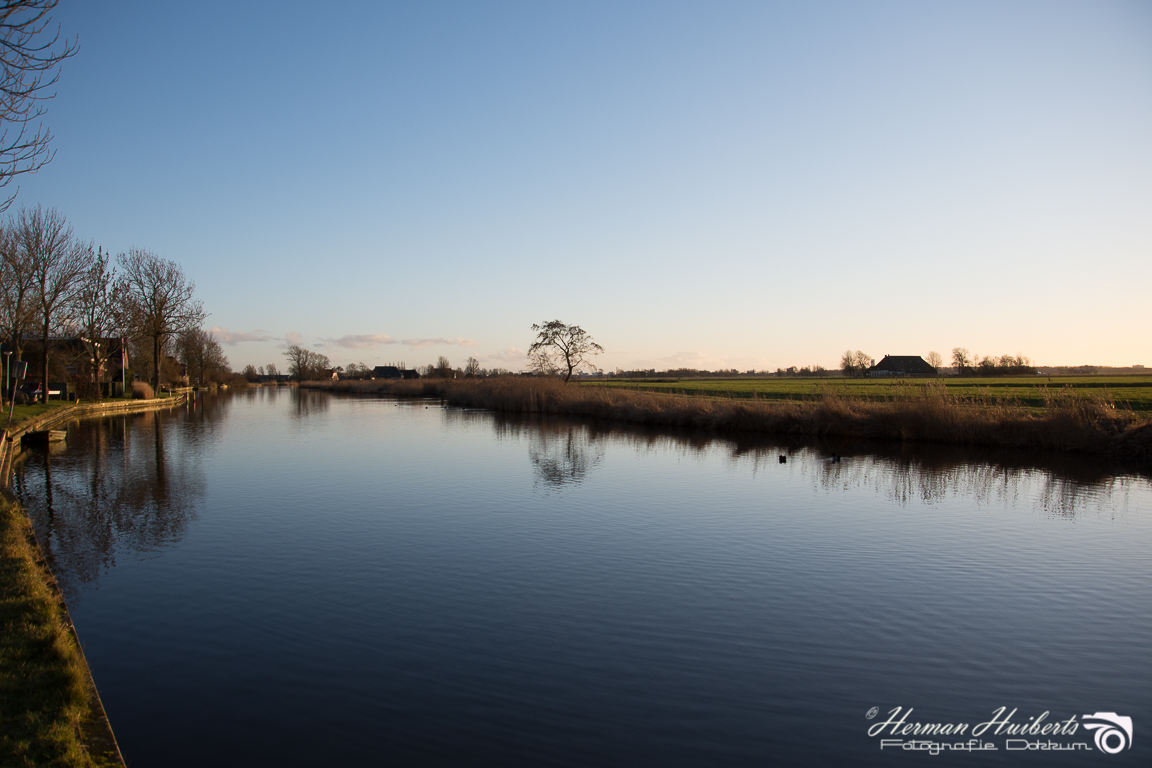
[581,376,1152,411]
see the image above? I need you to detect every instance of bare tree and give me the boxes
[952,347,971,372]
[117,248,206,390]
[178,327,229,384]
[283,344,309,381]
[0,221,34,394]
[840,349,871,378]
[464,356,480,378]
[925,351,943,373]
[20,205,88,391]
[528,320,603,382]
[0,1,79,210]
[68,246,122,396]
[432,355,453,378]
[283,344,330,381]
[840,350,857,378]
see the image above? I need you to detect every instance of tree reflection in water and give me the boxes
[482,410,1147,515]
[13,399,214,601]
[289,387,330,419]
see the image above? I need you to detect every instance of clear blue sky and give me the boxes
[15,1,1152,371]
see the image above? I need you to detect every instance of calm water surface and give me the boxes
[13,389,1152,766]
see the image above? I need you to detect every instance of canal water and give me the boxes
[12,388,1152,766]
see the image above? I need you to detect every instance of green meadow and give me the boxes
[582,375,1152,411]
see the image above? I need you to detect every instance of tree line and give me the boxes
[950,348,1035,376]
[0,205,226,399]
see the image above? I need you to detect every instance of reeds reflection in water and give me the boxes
[468,408,1147,519]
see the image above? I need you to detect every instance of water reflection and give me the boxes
[480,410,1147,516]
[528,423,604,489]
[289,387,330,419]
[13,403,210,600]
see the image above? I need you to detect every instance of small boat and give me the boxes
[23,430,67,446]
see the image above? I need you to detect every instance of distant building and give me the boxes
[371,365,419,379]
[868,355,936,378]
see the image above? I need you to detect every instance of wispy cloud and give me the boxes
[209,326,275,346]
[285,331,304,347]
[322,333,397,349]
[483,347,526,363]
[401,337,480,350]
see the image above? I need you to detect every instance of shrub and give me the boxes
[131,381,153,400]
[70,377,101,402]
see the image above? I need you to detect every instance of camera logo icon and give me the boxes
[1082,712,1133,754]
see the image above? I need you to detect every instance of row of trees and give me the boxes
[282,345,331,382]
[952,348,1035,376]
[0,205,217,396]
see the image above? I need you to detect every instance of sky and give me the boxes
[12,1,1152,372]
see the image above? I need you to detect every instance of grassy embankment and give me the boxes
[1,389,185,432]
[304,376,1152,466]
[0,496,119,766]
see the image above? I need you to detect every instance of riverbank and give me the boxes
[2,394,188,485]
[0,396,186,766]
[303,377,1152,468]
[0,495,123,767]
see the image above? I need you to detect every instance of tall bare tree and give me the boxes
[528,320,603,382]
[20,205,88,391]
[117,248,206,390]
[68,246,121,396]
[840,349,871,378]
[0,221,34,395]
[952,347,971,372]
[0,1,78,210]
[283,344,330,381]
[177,327,228,384]
[432,355,453,378]
[840,350,857,378]
[925,351,943,373]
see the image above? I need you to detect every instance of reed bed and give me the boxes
[303,377,1152,465]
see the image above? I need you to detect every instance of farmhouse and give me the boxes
[868,355,936,378]
[371,366,420,380]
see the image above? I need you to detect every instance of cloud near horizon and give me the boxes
[209,326,276,345]
[483,347,526,364]
[322,333,397,349]
[401,337,480,350]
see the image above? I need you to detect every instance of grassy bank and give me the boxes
[304,377,1152,466]
[0,495,119,767]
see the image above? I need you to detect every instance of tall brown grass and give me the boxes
[303,377,1152,465]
